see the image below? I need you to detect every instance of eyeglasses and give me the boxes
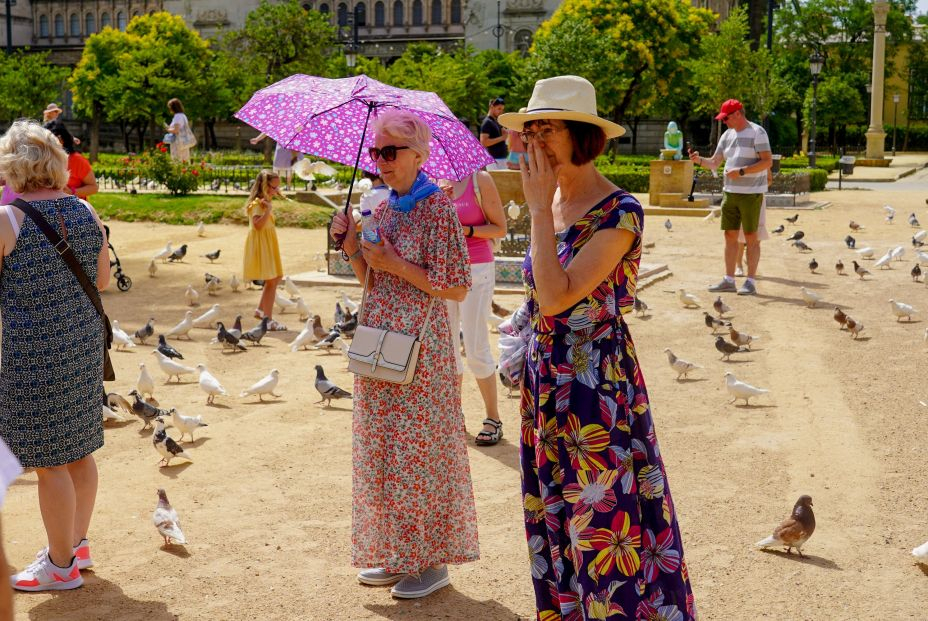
[492,97,505,105]
[368,145,410,162]
[520,126,565,144]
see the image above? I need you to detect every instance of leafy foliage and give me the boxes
[0,50,70,123]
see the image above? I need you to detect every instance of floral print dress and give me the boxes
[351,191,480,574]
[520,190,696,621]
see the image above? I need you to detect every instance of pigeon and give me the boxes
[197,221,206,237]
[240,317,270,346]
[792,240,811,252]
[912,541,928,564]
[153,489,187,546]
[852,260,870,279]
[799,287,822,308]
[167,244,188,262]
[148,260,157,278]
[229,274,241,292]
[845,315,864,339]
[157,335,183,360]
[917,251,928,265]
[312,332,345,353]
[341,292,359,315]
[337,313,358,338]
[785,214,799,224]
[786,230,804,242]
[240,369,281,401]
[910,212,921,228]
[724,371,769,405]
[884,204,896,223]
[913,264,922,282]
[491,301,512,317]
[151,351,195,383]
[284,276,302,299]
[312,315,329,341]
[704,312,730,333]
[849,220,863,231]
[136,362,155,398]
[170,409,207,443]
[844,235,856,249]
[134,318,155,344]
[195,364,227,404]
[102,404,127,422]
[185,285,199,307]
[166,311,195,340]
[889,299,918,322]
[334,302,346,326]
[153,418,192,467]
[204,272,221,286]
[201,249,221,263]
[729,326,759,349]
[771,224,785,235]
[127,389,167,429]
[206,277,221,296]
[663,349,700,380]
[715,336,746,361]
[275,292,297,313]
[833,307,848,329]
[914,230,927,245]
[215,322,247,352]
[835,259,845,275]
[314,365,352,406]
[106,392,133,416]
[664,219,672,233]
[153,242,173,263]
[678,289,700,308]
[295,297,311,321]
[193,304,221,328]
[290,318,316,352]
[891,245,906,261]
[228,315,243,340]
[808,258,818,273]
[713,296,731,318]
[755,495,815,557]
[112,320,135,350]
[855,247,874,259]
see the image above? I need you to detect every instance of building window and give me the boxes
[39,15,49,37]
[302,3,311,9]
[412,0,422,25]
[356,2,366,26]
[451,0,461,23]
[337,3,347,26]
[393,0,403,26]
[374,1,385,25]
[54,14,64,37]
[101,12,111,28]
[85,13,96,34]
[431,0,441,24]
[319,3,329,12]
[70,13,80,36]
[117,12,127,31]
[132,11,140,18]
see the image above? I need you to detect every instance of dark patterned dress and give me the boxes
[0,197,104,468]
[520,191,696,621]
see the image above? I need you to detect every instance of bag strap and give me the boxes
[11,198,105,319]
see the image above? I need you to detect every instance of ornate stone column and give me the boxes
[865,0,890,159]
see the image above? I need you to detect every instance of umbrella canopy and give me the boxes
[235,74,494,181]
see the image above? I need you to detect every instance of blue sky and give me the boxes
[919,0,928,16]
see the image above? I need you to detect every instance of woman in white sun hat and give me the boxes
[499,75,696,620]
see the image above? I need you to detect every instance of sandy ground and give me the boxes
[4,187,928,620]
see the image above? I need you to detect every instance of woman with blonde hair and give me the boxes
[0,119,110,592]
[330,109,478,599]
[243,169,287,330]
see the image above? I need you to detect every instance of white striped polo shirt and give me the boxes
[713,121,771,194]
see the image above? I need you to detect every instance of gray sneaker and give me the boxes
[708,279,737,293]
[737,280,757,296]
[390,565,450,599]
[357,568,405,586]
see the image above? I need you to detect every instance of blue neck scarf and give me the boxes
[388,171,440,214]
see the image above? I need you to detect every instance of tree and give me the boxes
[0,50,69,124]
[803,74,865,151]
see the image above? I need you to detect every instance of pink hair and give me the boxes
[372,110,431,163]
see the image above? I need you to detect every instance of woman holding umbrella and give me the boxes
[499,76,696,619]
[330,109,479,600]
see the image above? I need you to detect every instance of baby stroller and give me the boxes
[104,225,132,292]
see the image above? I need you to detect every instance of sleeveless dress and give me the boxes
[242,198,283,281]
[0,197,104,468]
[520,190,696,620]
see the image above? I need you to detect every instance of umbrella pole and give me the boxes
[334,102,375,250]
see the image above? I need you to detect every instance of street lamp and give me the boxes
[892,92,900,156]
[343,5,362,76]
[809,52,824,168]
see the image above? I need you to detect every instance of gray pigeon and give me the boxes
[792,240,811,252]
[157,335,183,360]
[201,249,221,263]
[334,302,346,326]
[845,235,856,249]
[134,318,155,344]
[786,230,804,242]
[153,418,192,467]
[337,313,358,338]
[229,315,243,339]
[314,365,352,406]
[714,335,746,361]
[240,317,269,345]
[167,244,188,262]
[127,389,169,429]
[215,321,246,352]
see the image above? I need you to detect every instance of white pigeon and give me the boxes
[184,285,199,307]
[166,311,195,339]
[229,274,241,293]
[855,247,875,259]
[677,289,701,308]
[915,230,928,243]
[239,369,281,401]
[170,409,207,442]
[192,304,221,328]
[889,299,918,322]
[153,489,186,546]
[916,250,928,265]
[153,242,173,263]
[196,221,206,237]
[137,363,155,398]
[151,351,196,382]
[724,371,769,405]
[913,541,928,563]
[102,404,127,422]
[799,287,822,308]
[284,276,302,299]
[341,292,359,314]
[195,364,227,404]
[663,349,701,380]
[275,293,297,313]
[148,260,157,278]
[295,296,311,321]
[873,251,893,269]
[112,320,135,350]
[884,204,896,221]
[290,319,315,352]
[890,245,905,261]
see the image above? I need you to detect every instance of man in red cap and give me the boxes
[689,99,772,295]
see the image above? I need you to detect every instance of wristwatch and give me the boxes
[341,247,362,261]
[738,168,745,176]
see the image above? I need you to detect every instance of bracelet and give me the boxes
[466,225,474,238]
[341,247,362,261]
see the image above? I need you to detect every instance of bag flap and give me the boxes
[347,325,417,371]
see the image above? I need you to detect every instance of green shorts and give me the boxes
[720,192,763,233]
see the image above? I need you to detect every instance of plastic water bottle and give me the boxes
[360,208,382,244]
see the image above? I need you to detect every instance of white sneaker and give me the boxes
[735,265,745,277]
[11,550,82,592]
[34,539,93,570]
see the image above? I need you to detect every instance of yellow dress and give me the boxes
[243,198,283,280]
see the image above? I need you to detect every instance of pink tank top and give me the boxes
[454,176,493,264]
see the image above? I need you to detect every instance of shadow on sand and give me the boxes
[27,574,176,621]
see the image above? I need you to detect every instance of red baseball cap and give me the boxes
[715,99,743,120]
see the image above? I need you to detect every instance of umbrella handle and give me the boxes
[334,102,376,251]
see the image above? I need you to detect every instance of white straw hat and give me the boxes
[498,75,625,139]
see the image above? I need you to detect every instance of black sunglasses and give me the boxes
[368,145,409,162]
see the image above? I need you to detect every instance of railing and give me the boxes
[93,165,326,194]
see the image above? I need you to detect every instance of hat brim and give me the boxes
[498,111,626,139]
[714,112,728,120]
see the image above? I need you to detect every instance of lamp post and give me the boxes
[492,0,503,50]
[5,0,13,55]
[809,52,824,168]
[343,6,361,76]
[892,92,900,156]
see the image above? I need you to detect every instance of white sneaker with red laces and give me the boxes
[11,550,83,591]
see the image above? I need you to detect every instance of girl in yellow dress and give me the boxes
[243,170,286,330]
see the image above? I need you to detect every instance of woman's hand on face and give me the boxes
[361,236,399,273]
[520,140,558,218]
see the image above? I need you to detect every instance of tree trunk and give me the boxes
[90,101,102,163]
[121,121,130,153]
[630,116,641,155]
[795,107,804,156]
[741,0,765,51]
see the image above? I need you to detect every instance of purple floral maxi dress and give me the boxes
[520,191,696,620]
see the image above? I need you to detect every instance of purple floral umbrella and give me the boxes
[235,73,494,192]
